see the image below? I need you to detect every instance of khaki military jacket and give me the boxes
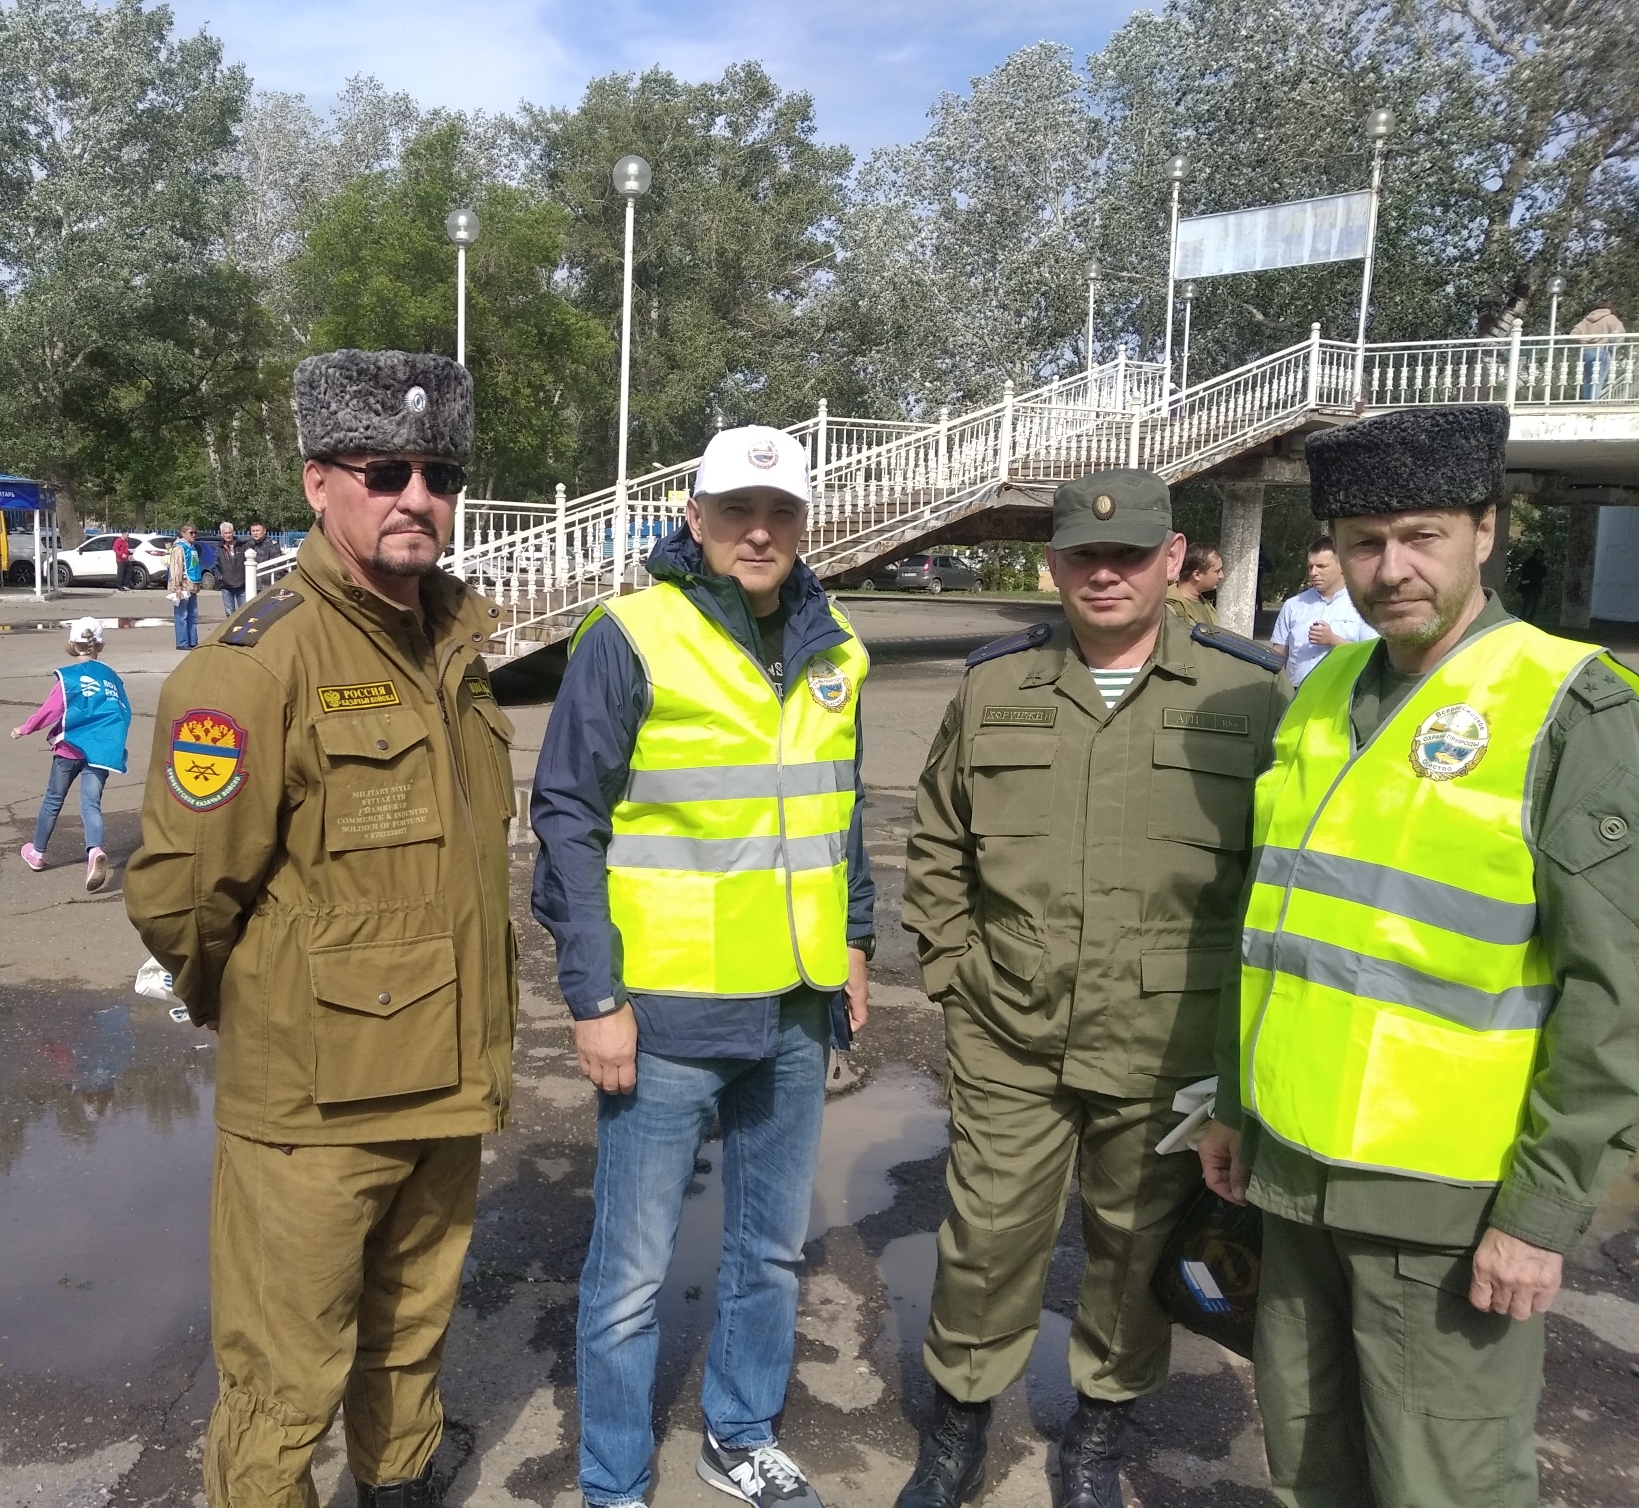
[904,611,1288,1096]
[126,528,518,1144]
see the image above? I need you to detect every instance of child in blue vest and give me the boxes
[10,617,133,891]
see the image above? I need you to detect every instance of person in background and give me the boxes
[1518,547,1548,622]
[1268,535,1376,688]
[10,616,132,892]
[112,531,132,591]
[1571,300,1625,400]
[167,524,202,649]
[1166,541,1223,626]
[215,520,248,616]
[1199,405,1639,1507]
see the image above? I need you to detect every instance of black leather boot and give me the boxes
[355,1463,435,1508]
[1058,1395,1132,1508]
[894,1386,991,1508]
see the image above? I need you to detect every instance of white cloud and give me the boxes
[162,0,1146,153]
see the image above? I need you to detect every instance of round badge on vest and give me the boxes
[1410,703,1489,780]
[807,656,851,712]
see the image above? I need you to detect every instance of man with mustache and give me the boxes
[1199,405,1639,1507]
[898,470,1288,1507]
[127,350,519,1508]
[532,424,873,1508]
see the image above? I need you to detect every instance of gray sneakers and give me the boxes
[697,1431,823,1508]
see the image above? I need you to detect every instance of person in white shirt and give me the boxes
[1270,535,1377,687]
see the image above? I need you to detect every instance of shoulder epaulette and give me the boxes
[965,621,1053,668]
[1571,654,1639,711]
[223,585,304,647]
[1190,621,1285,674]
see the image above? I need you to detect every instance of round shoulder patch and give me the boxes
[1410,703,1488,780]
[806,656,852,713]
[167,709,249,810]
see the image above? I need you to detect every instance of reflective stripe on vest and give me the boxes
[579,582,868,997]
[1240,620,1599,1185]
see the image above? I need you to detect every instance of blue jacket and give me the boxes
[530,526,875,1058]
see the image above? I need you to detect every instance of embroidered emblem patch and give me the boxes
[1093,493,1116,519]
[1163,709,1249,735]
[981,705,1057,727]
[464,676,493,699]
[318,681,401,713]
[166,709,248,811]
[806,656,852,712]
[747,438,780,470]
[1410,703,1489,780]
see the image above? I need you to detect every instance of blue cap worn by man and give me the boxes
[531,424,875,1508]
[1199,405,1639,1506]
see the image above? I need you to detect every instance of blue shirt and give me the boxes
[1270,586,1377,687]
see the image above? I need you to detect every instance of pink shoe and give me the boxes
[21,842,45,871]
[86,847,108,892]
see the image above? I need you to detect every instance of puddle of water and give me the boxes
[0,997,216,1380]
[656,1065,949,1340]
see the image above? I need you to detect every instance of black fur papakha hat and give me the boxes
[294,350,474,462]
[1306,405,1509,520]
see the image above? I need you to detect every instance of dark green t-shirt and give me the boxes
[1218,594,1639,1253]
[756,605,786,692]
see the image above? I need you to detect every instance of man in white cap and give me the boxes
[532,425,874,1508]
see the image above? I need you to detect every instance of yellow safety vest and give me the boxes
[577,581,868,997]
[1240,620,1606,1185]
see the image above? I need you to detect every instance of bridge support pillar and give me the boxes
[1217,481,1264,638]
[1561,503,1600,630]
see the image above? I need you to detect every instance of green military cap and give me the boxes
[1051,469,1172,551]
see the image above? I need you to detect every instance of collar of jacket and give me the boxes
[643,523,849,673]
[294,524,500,651]
[1017,606,1200,690]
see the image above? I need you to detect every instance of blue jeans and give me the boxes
[33,754,106,855]
[1581,348,1611,401]
[220,586,245,617]
[174,592,198,648]
[576,992,828,1506]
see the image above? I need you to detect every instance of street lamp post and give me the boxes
[1546,274,1567,402]
[445,207,480,576]
[1179,281,1197,395]
[1085,257,1102,381]
[1351,108,1394,407]
[1161,156,1188,404]
[611,154,652,594]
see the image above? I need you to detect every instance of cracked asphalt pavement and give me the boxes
[2,588,1637,1507]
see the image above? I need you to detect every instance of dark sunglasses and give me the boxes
[327,459,467,496]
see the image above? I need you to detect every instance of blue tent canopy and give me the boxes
[0,474,49,509]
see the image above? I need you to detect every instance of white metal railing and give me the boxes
[263,326,1637,657]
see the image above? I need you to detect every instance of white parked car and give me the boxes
[50,532,175,589]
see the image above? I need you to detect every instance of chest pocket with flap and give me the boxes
[466,692,517,824]
[315,708,444,851]
[1148,729,1255,850]
[970,731,1057,836]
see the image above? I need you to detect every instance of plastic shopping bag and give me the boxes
[135,955,184,1008]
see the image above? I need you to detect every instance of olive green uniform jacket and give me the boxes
[1215,595,1639,1253]
[1166,585,1219,628]
[905,611,1289,1090]
[125,528,519,1145]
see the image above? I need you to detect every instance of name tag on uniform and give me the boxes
[981,705,1057,727]
[1163,709,1249,735]
[318,681,401,713]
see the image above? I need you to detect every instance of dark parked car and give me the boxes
[850,558,904,591]
[895,552,980,594]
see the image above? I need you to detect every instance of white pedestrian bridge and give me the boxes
[252,325,1639,657]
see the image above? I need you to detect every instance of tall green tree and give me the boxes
[520,64,853,482]
[291,120,610,500]
[0,0,266,531]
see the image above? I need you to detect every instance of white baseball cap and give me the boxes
[693,425,810,507]
[68,616,105,645]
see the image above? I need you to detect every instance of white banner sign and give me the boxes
[1176,190,1372,279]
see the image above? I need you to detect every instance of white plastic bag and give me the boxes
[135,955,184,1008]
[1155,1076,1218,1155]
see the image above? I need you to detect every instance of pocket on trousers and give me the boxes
[309,934,460,1103]
[1393,1247,1544,1419]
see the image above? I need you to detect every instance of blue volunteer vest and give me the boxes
[56,661,133,773]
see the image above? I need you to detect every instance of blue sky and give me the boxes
[160,0,1150,156]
